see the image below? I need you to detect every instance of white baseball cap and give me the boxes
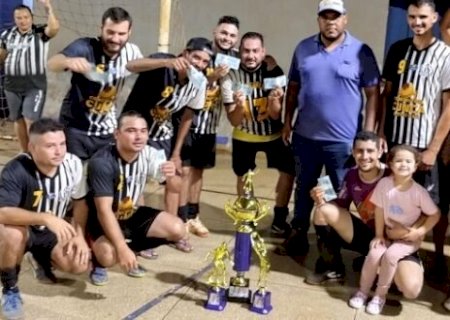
[318,0,346,15]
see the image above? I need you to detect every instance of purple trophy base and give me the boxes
[205,287,227,311]
[250,290,273,314]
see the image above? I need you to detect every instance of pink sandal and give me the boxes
[172,239,193,253]
[138,249,159,260]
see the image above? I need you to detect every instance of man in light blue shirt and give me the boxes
[279,0,380,258]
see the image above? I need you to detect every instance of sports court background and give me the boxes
[1,0,448,146]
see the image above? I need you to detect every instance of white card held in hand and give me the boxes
[263,75,287,90]
[215,53,241,70]
[232,82,253,97]
[317,175,337,202]
[149,148,167,183]
[187,65,207,90]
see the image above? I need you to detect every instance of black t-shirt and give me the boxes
[122,53,205,141]
[87,144,160,220]
[0,153,84,221]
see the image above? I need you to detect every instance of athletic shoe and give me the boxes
[1,288,23,320]
[127,265,147,278]
[365,295,385,315]
[90,267,109,286]
[348,290,368,309]
[187,217,209,237]
[305,269,345,285]
[26,252,57,284]
[270,220,291,236]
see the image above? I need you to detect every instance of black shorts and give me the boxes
[66,127,113,161]
[181,132,216,169]
[232,137,295,176]
[88,206,165,252]
[339,214,421,265]
[26,227,58,264]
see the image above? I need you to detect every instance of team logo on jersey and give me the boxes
[204,87,220,110]
[150,105,170,124]
[393,83,424,118]
[85,86,117,115]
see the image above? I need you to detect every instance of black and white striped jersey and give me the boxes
[0,152,85,222]
[59,37,143,137]
[383,38,450,149]
[191,49,239,135]
[221,62,284,140]
[87,144,161,220]
[122,53,206,141]
[0,25,50,91]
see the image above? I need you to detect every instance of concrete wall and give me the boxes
[29,0,390,122]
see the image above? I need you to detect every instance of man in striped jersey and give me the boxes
[123,38,212,252]
[47,7,142,162]
[380,0,450,282]
[0,0,59,152]
[180,16,240,238]
[221,32,295,235]
[0,118,90,319]
[86,111,186,285]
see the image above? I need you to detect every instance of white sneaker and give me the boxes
[348,290,368,309]
[365,295,385,315]
[187,217,209,237]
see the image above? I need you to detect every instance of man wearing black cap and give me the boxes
[123,37,213,252]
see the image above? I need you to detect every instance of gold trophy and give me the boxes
[204,242,232,310]
[216,170,273,314]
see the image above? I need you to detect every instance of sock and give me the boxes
[1,268,18,293]
[178,205,189,223]
[314,225,343,272]
[187,203,199,220]
[273,206,289,224]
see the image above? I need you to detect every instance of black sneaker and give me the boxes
[305,269,345,285]
[270,221,291,236]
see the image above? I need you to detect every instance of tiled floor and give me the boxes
[0,139,448,319]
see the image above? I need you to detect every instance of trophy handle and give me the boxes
[250,231,271,289]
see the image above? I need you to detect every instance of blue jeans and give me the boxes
[291,133,352,231]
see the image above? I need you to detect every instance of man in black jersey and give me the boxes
[87,111,186,285]
[47,7,143,161]
[221,32,295,236]
[0,118,90,319]
[180,16,240,238]
[123,38,213,252]
[379,0,450,283]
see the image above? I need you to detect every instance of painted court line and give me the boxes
[122,248,235,320]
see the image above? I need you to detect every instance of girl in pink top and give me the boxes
[348,145,440,315]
